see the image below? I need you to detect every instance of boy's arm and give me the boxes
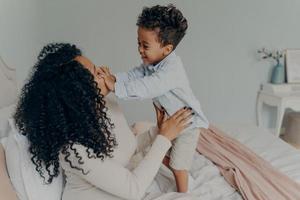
[116,65,146,83]
[115,68,177,100]
[98,65,145,93]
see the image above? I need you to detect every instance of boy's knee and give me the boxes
[171,168,188,175]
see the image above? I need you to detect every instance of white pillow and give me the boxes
[5,125,28,200]
[0,104,15,138]
[5,119,63,200]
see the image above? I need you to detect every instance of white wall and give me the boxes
[0,0,44,88]
[1,0,300,126]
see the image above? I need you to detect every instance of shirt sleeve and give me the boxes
[115,67,177,100]
[115,65,146,83]
[60,135,171,200]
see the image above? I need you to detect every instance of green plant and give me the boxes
[258,48,283,65]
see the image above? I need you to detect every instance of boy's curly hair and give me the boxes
[136,4,188,49]
[14,43,117,183]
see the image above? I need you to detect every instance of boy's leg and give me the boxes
[169,128,200,193]
[162,154,188,192]
[172,169,188,192]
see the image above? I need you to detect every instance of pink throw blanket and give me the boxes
[197,126,300,200]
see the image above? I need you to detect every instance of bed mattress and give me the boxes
[143,124,300,200]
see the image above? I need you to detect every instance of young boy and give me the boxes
[100,4,209,193]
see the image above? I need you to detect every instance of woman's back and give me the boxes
[60,94,137,200]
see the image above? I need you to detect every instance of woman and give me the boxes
[14,43,192,200]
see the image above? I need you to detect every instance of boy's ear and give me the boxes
[163,44,174,56]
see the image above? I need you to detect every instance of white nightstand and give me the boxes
[256,83,300,137]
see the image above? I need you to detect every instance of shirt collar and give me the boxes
[148,51,176,71]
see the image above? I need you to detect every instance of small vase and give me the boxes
[271,63,285,84]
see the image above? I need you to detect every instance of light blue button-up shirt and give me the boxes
[115,51,209,129]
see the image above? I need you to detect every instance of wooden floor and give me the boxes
[280,134,300,149]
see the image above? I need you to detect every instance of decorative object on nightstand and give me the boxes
[256,83,300,137]
[257,48,285,84]
[286,49,300,83]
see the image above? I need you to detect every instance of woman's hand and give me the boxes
[154,104,193,141]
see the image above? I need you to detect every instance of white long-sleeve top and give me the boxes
[59,94,171,200]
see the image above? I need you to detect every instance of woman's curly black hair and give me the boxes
[14,43,117,184]
[137,4,188,49]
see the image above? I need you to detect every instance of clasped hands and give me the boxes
[97,66,116,92]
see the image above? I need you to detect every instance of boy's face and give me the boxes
[137,27,172,65]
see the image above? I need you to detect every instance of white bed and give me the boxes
[1,55,300,200]
[0,55,18,200]
[129,122,300,200]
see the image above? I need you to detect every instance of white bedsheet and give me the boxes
[143,124,300,200]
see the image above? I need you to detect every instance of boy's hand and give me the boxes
[98,66,116,92]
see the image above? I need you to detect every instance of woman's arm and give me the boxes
[60,135,171,200]
[60,106,192,200]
